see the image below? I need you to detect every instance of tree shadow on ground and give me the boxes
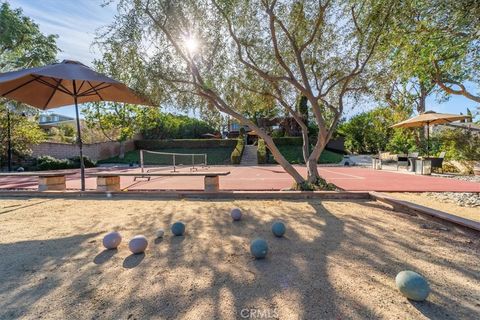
[0,198,478,319]
[0,233,101,319]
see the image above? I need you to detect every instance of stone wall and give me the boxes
[30,140,135,161]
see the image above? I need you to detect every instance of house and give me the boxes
[38,112,75,129]
[225,118,251,138]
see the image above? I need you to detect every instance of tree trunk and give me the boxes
[418,83,428,146]
[306,136,326,183]
[119,140,126,159]
[262,133,306,185]
[211,95,307,185]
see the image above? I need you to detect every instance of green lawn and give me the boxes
[267,146,343,164]
[98,147,235,165]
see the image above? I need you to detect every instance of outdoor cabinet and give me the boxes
[415,159,432,175]
[372,158,382,170]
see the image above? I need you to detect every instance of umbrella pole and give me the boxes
[73,84,85,191]
[426,123,430,157]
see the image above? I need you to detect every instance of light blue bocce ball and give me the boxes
[271,221,286,237]
[171,221,186,236]
[231,208,242,221]
[395,270,430,301]
[250,238,268,259]
[128,235,148,254]
[102,231,122,249]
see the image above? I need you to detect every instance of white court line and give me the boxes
[319,169,365,179]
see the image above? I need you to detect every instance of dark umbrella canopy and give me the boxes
[0,60,147,108]
[0,60,151,190]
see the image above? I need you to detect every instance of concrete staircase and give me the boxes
[240,145,258,165]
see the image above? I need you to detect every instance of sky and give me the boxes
[6,0,480,119]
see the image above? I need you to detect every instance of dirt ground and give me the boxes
[386,192,480,222]
[0,198,478,320]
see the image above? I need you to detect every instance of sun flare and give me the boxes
[184,36,199,54]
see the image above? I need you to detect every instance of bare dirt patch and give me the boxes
[0,198,478,319]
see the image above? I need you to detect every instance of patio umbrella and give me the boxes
[0,60,150,190]
[391,111,470,156]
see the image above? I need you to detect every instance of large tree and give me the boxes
[0,2,59,167]
[383,0,480,104]
[0,2,58,70]
[98,0,397,187]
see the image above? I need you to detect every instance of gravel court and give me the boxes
[0,198,478,319]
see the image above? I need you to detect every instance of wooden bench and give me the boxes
[89,171,231,192]
[0,171,76,191]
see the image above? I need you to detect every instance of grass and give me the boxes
[98,147,236,165]
[267,146,343,164]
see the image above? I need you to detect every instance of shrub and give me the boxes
[291,177,337,191]
[239,127,246,138]
[433,128,480,161]
[257,139,267,164]
[230,138,245,164]
[142,113,215,139]
[272,137,303,146]
[70,156,96,168]
[36,155,96,171]
[135,139,237,150]
[37,156,72,170]
[386,129,417,154]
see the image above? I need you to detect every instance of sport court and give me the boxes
[0,166,478,192]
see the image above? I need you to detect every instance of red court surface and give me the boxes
[0,165,479,192]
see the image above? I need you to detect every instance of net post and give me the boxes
[173,154,176,172]
[140,149,144,174]
[192,154,195,170]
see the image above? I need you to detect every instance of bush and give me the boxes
[142,113,215,139]
[36,155,96,171]
[338,106,412,154]
[257,139,267,164]
[37,156,72,170]
[386,129,417,154]
[272,137,303,146]
[70,156,96,168]
[433,128,480,161]
[291,177,337,191]
[230,138,245,164]
[135,139,237,150]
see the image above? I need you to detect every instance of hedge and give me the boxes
[272,137,303,146]
[257,139,267,164]
[135,139,237,150]
[231,138,245,164]
[36,155,96,171]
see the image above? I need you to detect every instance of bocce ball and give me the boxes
[271,221,286,237]
[395,270,430,301]
[156,229,165,238]
[128,235,148,254]
[171,222,186,236]
[231,208,242,221]
[102,231,122,249]
[250,238,268,259]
